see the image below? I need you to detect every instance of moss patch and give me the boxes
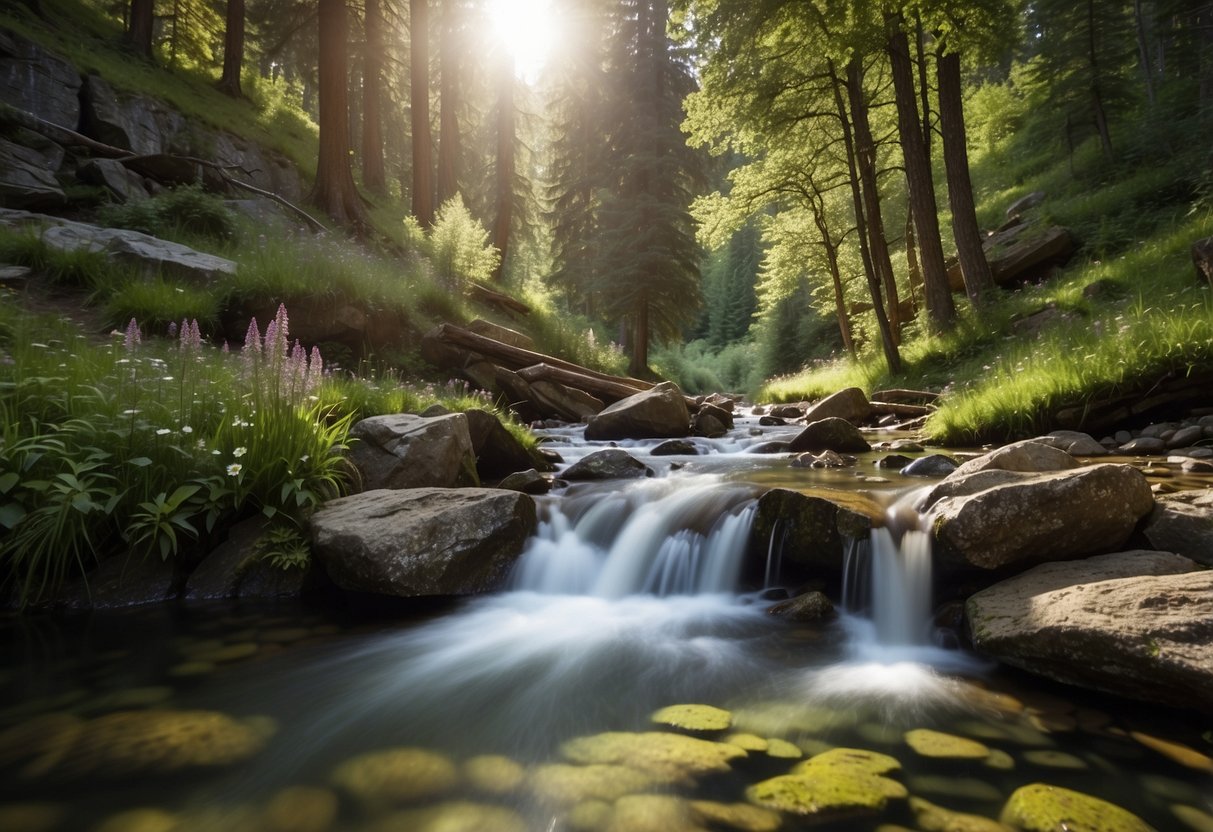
[560,731,746,785]
[1000,783,1153,832]
[331,747,459,804]
[905,729,991,760]
[651,703,733,732]
[910,797,1015,832]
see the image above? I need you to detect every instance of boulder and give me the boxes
[747,440,790,455]
[651,439,699,456]
[584,382,690,441]
[80,74,185,156]
[309,488,537,597]
[788,417,870,454]
[692,411,729,438]
[769,403,806,419]
[1119,436,1166,455]
[347,413,479,491]
[948,438,1080,479]
[1142,491,1213,566]
[1034,430,1109,457]
[0,31,81,128]
[930,464,1155,572]
[462,408,548,480]
[900,454,959,478]
[55,551,178,610]
[803,387,871,425]
[766,591,836,622]
[563,449,653,480]
[0,138,64,209]
[966,550,1213,711]
[497,469,551,495]
[184,518,315,601]
[748,489,860,581]
[695,401,734,431]
[78,158,150,203]
[948,223,1076,291]
[530,379,604,421]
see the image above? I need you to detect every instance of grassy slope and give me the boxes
[759,111,1213,445]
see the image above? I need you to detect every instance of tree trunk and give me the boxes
[815,211,856,358]
[846,58,901,339]
[310,0,366,227]
[217,0,245,97]
[1133,0,1156,107]
[1198,4,1213,125]
[1086,0,1115,161]
[829,60,900,374]
[887,14,955,334]
[436,0,461,206]
[490,51,515,283]
[361,0,387,193]
[630,298,649,378]
[127,0,155,58]
[410,0,434,227]
[914,13,932,155]
[937,49,995,307]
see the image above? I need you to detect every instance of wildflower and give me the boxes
[243,317,262,355]
[233,446,247,458]
[306,346,324,394]
[181,425,193,435]
[123,318,141,351]
[156,428,171,436]
[168,321,178,338]
[226,463,242,477]
[122,409,140,416]
[212,449,221,456]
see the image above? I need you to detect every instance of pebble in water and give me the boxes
[1000,783,1153,832]
[909,796,1015,832]
[94,808,179,832]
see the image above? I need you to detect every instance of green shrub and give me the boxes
[97,185,237,242]
[104,278,220,333]
[428,196,500,289]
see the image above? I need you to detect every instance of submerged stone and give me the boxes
[690,800,782,832]
[331,747,459,804]
[94,808,180,832]
[910,797,1014,832]
[606,795,698,832]
[1172,804,1213,832]
[368,801,527,832]
[1000,783,1154,832]
[765,738,802,759]
[560,731,745,784]
[908,776,1003,802]
[1022,750,1088,770]
[463,755,526,794]
[0,803,65,832]
[262,786,339,832]
[529,763,656,805]
[651,703,732,732]
[567,800,612,831]
[746,769,906,820]
[904,728,991,760]
[793,747,901,777]
[724,733,769,752]
[1129,731,1213,773]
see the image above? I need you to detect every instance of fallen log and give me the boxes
[468,281,532,316]
[517,363,676,406]
[427,323,653,392]
[871,388,940,404]
[869,401,935,418]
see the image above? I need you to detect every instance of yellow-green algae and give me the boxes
[463,755,525,795]
[262,786,338,832]
[529,763,658,805]
[605,795,698,832]
[904,729,991,760]
[910,797,1014,832]
[1172,804,1213,832]
[1130,731,1213,772]
[1022,750,1088,769]
[765,738,802,759]
[560,731,746,784]
[690,800,782,831]
[724,733,769,752]
[999,783,1155,832]
[651,704,732,732]
[367,802,527,832]
[567,800,613,831]
[983,749,1016,771]
[792,747,901,777]
[745,770,907,819]
[331,747,459,804]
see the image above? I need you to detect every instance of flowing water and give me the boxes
[1,413,1211,831]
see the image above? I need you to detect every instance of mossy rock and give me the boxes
[905,729,991,760]
[731,702,843,736]
[94,808,180,832]
[463,755,525,795]
[724,733,769,752]
[1022,750,1088,770]
[1000,783,1154,832]
[690,800,782,831]
[528,763,658,805]
[793,747,901,777]
[746,769,907,820]
[567,800,612,831]
[651,703,732,732]
[765,738,802,759]
[910,797,1014,832]
[262,786,339,832]
[984,749,1016,771]
[367,801,527,832]
[606,795,697,832]
[331,747,459,804]
[560,731,746,785]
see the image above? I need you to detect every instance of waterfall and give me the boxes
[513,477,759,598]
[851,489,935,647]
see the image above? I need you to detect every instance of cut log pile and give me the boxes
[422,322,702,423]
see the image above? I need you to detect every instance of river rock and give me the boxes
[563,448,653,480]
[948,439,1079,478]
[749,489,851,580]
[184,517,315,601]
[1120,436,1166,455]
[1000,783,1153,832]
[309,488,536,597]
[804,388,872,425]
[1142,490,1213,566]
[789,417,870,454]
[331,747,459,804]
[747,440,790,454]
[497,468,551,495]
[1166,425,1204,449]
[966,550,1213,711]
[560,731,745,784]
[652,439,700,456]
[769,403,806,418]
[901,454,959,478]
[931,464,1154,572]
[462,408,547,480]
[585,382,690,440]
[766,590,835,622]
[347,413,479,490]
[1035,430,1109,457]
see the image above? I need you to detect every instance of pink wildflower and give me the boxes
[123,318,141,351]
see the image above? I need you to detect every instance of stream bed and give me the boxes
[1,415,1211,831]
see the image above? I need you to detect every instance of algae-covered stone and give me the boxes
[765,738,802,759]
[651,704,732,732]
[368,802,527,832]
[0,713,85,778]
[907,776,1002,802]
[905,729,991,760]
[0,803,64,832]
[606,795,698,832]
[528,763,656,805]
[94,808,180,832]
[1000,783,1155,832]
[793,747,901,777]
[48,710,274,779]
[1172,804,1213,832]
[568,800,612,831]
[910,797,1014,832]
[746,770,907,820]
[331,748,459,804]
[560,731,745,784]
[1129,731,1213,773]
[690,801,782,832]
[983,749,1016,771]
[731,702,843,737]
[262,786,338,832]
[724,734,769,752]
[1022,750,1088,770]
[463,755,525,794]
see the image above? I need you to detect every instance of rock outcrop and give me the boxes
[584,382,690,441]
[788,417,871,454]
[347,413,480,491]
[803,387,872,425]
[930,463,1154,572]
[1143,490,1213,566]
[966,550,1213,712]
[309,488,536,597]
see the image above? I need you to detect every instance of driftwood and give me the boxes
[1,103,327,234]
[518,363,697,409]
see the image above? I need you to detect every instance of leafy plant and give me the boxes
[428,196,500,289]
[253,525,311,571]
[127,484,202,560]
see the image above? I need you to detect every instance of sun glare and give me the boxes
[487,0,556,81]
